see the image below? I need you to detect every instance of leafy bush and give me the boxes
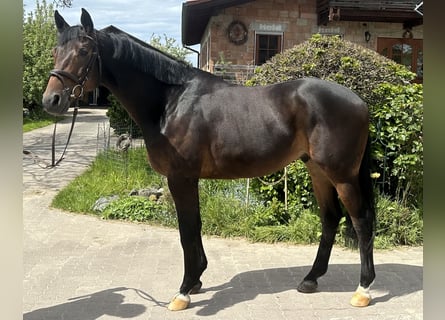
[246,34,415,106]
[102,196,176,226]
[371,83,423,207]
[374,194,423,248]
[52,146,422,248]
[106,95,143,138]
[246,34,422,215]
[248,210,321,244]
[23,0,57,111]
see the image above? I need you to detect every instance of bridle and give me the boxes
[24,32,102,169]
[49,33,102,101]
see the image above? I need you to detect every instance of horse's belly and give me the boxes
[200,144,305,179]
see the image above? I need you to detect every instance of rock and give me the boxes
[129,188,164,201]
[92,195,119,212]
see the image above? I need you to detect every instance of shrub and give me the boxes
[371,83,423,207]
[53,145,422,248]
[374,194,423,248]
[102,196,176,226]
[23,0,57,112]
[106,94,143,138]
[247,34,422,215]
[246,34,415,106]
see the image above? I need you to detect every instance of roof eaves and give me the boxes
[182,0,255,46]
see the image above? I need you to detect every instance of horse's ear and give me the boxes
[54,10,69,34]
[80,8,94,34]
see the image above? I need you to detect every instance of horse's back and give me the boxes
[160,75,368,178]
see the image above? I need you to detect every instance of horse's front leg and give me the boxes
[167,176,207,311]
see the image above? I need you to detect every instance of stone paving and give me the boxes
[23,107,423,320]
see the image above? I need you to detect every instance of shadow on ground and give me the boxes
[23,263,422,319]
[194,263,422,316]
[23,287,149,320]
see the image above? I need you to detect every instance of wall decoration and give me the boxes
[227,20,248,45]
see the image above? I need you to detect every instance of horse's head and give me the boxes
[42,9,101,115]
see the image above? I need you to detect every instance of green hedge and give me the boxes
[246,34,423,212]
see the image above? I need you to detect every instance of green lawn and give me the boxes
[50,147,423,249]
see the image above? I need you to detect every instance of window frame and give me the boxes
[254,32,283,65]
[377,37,423,83]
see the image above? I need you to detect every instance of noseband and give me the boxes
[49,34,101,100]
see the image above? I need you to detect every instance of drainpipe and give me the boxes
[183,45,200,68]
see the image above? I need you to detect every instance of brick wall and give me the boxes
[199,0,423,74]
[201,0,317,71]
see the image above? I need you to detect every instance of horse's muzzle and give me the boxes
[42,89,71,116]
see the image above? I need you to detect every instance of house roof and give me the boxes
[317,0,424,26]
[182,0,255,46]
[182,0,423,46]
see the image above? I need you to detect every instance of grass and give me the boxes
[51,148,164,212]
[23,118,55,132]
[51,147,423,249]
[51,147,324,245]
[23,109,64,132]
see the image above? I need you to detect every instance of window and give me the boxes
[255,33,282,65]
[377,38,423,82]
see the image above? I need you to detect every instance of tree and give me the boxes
[53,0,72,7]
[149,34,190,64]
[23,0,57,111]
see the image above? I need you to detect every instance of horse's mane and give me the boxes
[58,24,195,85]
[99,25,195,85]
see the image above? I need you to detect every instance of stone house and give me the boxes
[181,0,423,83]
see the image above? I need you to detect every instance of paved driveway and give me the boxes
[23,107,422,319]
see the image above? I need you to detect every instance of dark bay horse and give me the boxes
[42,9,376,311]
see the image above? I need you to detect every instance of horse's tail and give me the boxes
[344,137,376,247]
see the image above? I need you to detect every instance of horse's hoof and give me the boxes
[167,293,191,311]
[297,280,318,293]
[350,289,371,307]
[190,280,202,294]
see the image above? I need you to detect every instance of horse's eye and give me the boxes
[79,48,89,56]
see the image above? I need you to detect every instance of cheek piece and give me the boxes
[49,34,101,102]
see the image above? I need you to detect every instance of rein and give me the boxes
[23,107,79,169]
[24,33,101,169]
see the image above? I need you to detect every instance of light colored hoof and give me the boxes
[350,290,371,307]
[167,293,191,311]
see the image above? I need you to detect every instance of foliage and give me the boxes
[371,83,423,207]
[246,34,415,106]
[22,104,63,131]
[53,0,72,7]
[106,34,191,137]
[51,147,164,212]
[102,196,176,226]
[52,147,422,248]
[23,0,57,111]
[198,179,252,237]
[148,34,191,64]
[106,94,143,138]
[246,34,423,217]
[373,194,423,248]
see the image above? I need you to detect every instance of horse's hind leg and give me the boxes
[167,176,207,311]
[336,180,375,307]
[297,161,343,293]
